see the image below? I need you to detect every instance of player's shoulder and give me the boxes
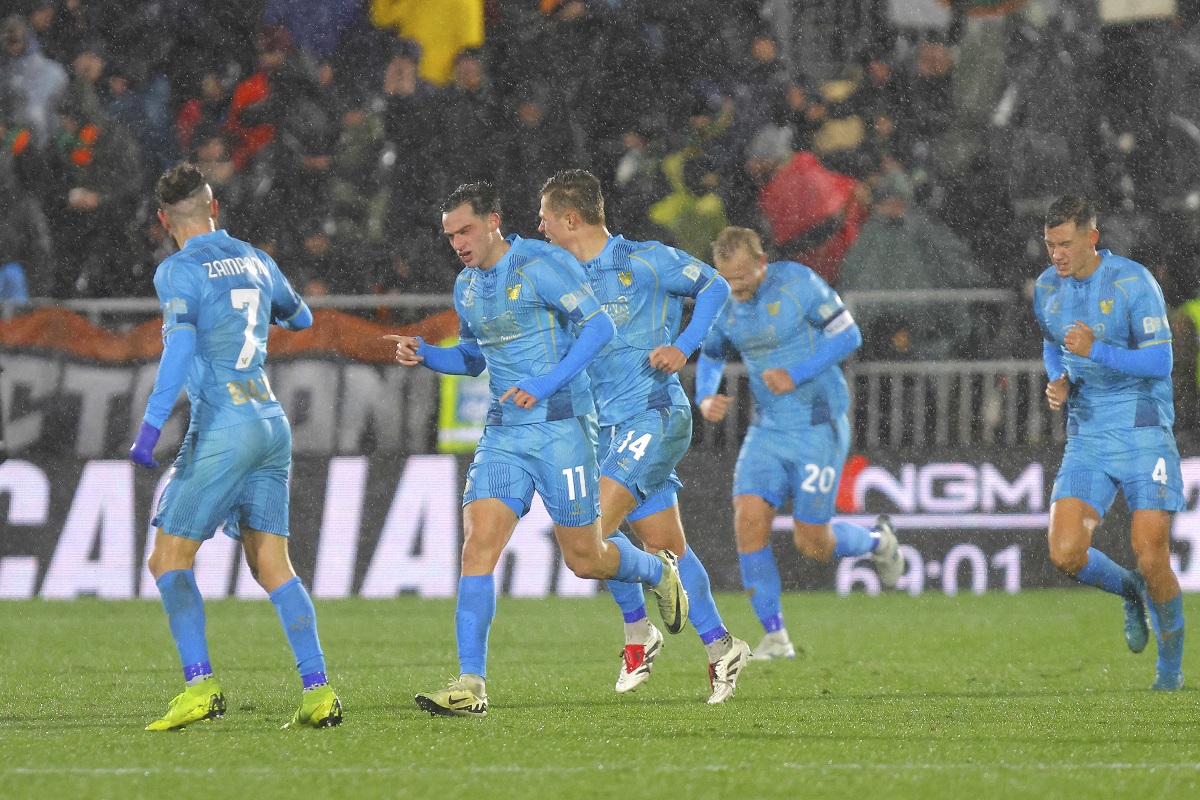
[1033,265,1060,293]
[633,237,705,268]
[1100,251,1156,285]
[154,248,202,289]
[509,235,580,274]
[770,259,825,293]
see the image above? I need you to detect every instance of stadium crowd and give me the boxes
[3,1,1200,365]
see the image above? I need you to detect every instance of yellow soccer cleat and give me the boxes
[145,677,226,731]
[414,676,488,718]
[649,550,689,635]
[284,684,343,729]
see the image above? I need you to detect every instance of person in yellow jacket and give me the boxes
[370,0,485,86]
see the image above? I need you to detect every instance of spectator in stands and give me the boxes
[264,0,365,63]
[900,40,955,160]
[175,71,232,153]
[369,0,484,87]
[225,26,293,172]
[43,81,144,297]
[503,81,585,239]
[102,56,177,178]
[190,125,246,233]
[649,153,729,259]
[838,167,990,360]
[0,108,55,298]
[434,50,510,192]
[1,14,67,146]
[376,38,439,234]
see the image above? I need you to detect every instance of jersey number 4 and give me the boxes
[1152,458,1169,485]
[230,288,260,370]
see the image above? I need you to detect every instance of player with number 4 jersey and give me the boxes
[1034,195,1185,691]
[696,227,905,661]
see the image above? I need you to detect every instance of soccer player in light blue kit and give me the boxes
[696,227,904,659]
[389,183,687,717]
[1035,196,1186,691]
[538,170,752,704]
[130,163,341,730]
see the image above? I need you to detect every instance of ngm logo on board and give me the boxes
[838,458,1047,530]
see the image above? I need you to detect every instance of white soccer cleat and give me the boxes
[615,623,664,693]
[871,515,905,590]
[749,630,796,661]
[707,637,752,704]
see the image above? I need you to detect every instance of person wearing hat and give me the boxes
[838,165,991,359]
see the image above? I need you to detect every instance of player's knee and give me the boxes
[793,524,832,561]
[561,542,606,579]
[1134,545,1172,579]
[146,549,168,579]
[1047,535,1087,575]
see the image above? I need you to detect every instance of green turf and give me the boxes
[1,591,1197,799]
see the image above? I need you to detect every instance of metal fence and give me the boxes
[685,358,1064,453]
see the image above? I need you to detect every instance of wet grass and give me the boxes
[0,591,1197,799]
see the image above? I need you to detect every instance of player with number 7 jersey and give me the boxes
[131,163,340,732]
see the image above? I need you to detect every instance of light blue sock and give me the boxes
[610,533,664,585]
[832,520,876,558]
[156,569,212,683]
[1151,594,1186,675]
[605,532,648,621]
[738,546,784,632]
[679,547,726,644]
[1074,548,1131,596]
[268,576,327,687]
[456,574,496,679]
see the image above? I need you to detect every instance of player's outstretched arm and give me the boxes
[130,326,197,469]
[385,334,485,375]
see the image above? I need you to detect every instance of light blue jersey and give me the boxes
[702,260,852,429]
[154,229,305,432]
[456,235,603,426]
[1033,250,1175,436]
[581,235,722,426]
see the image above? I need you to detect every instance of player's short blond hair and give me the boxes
[712,227,765,263]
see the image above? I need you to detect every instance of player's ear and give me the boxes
[157,209,169,230]
[1088,226,1100,248]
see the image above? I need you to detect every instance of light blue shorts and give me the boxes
[1052,427,1185,515]
[463,415,601,527]
[733,416,850,524]
[153,415,292,541]
[599,405,690,514]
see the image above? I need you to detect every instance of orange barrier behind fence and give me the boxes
[0,307,460,364]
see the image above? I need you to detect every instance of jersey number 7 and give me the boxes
[231,288,260,370]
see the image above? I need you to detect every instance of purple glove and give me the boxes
[129,421,162,469]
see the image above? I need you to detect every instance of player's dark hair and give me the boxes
[156,163,208,207]
[540,169,605,226]
[442,182,501,218]
[1045,195,1097,231]
[712,226,765,262]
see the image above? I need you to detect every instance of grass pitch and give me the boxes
[1,591,1197,799]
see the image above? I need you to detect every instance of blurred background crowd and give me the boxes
[4,0,1200,377]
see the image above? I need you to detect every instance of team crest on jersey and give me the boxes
[767,301,781,315]
[1100,300,1113,314]
[507,284,521,301]
[618,270,633,286]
